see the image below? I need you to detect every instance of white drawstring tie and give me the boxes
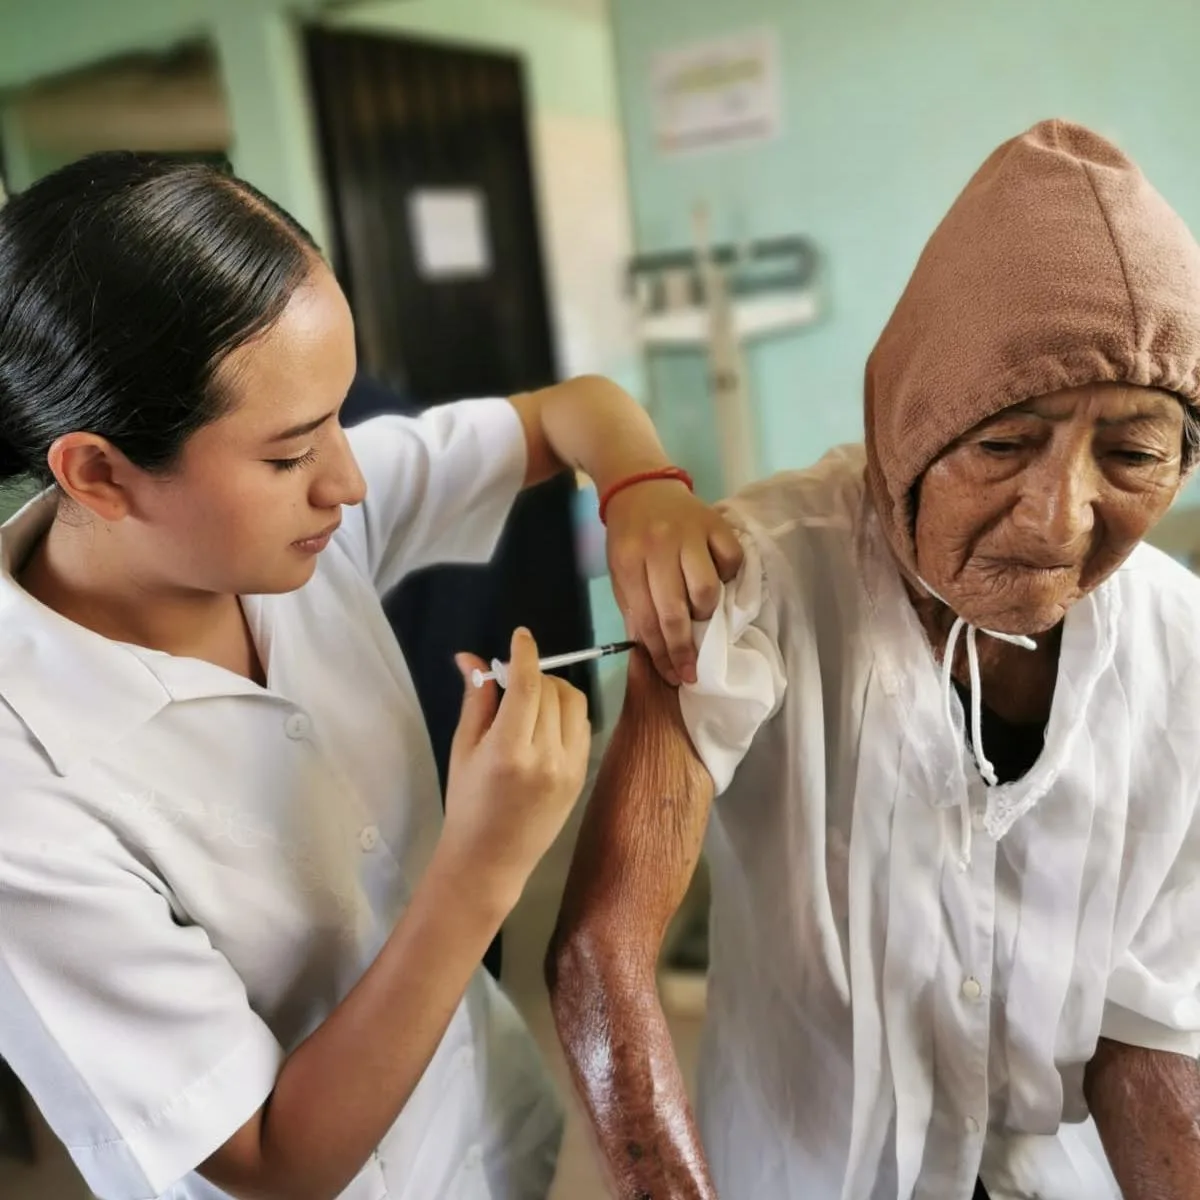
[919,580,1036,870]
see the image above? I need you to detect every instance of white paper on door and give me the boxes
[408,188,492,280]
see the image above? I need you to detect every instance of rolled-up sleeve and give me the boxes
[338,398,527,597]
[1101,803,1200,1058]
[677,529,787,795]
[0,840,285,1200]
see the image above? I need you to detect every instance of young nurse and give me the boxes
[0,152,742,1200]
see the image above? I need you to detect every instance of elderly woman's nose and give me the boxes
[1011,451,1098,545]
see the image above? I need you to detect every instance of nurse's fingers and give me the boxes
[622,562,677,687]
[532,665,563,752]
[559,678,592,771]
[611,575,629,626]
[492,628,543,746]
[646,555,697,685]
[680,538,722,623]
[540,676,590,800]
[708,521,744,583]
[452,654,500,752]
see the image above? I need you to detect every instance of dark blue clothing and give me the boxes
[340,376,597,979]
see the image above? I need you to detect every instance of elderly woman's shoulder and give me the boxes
[1118,539,1200,597]
[1115,540,1200,653]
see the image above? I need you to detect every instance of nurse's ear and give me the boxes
[46,432,140,522]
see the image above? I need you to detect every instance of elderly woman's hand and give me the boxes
[604,480,743,686]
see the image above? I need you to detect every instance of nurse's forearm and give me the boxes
[1085,1037,1200,1200]
[510,375,674,491]
[200,842,516,1200]
[547,651,718,1198]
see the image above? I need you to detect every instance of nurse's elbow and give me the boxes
[201,1112,341,1200]
[211,1163,340,1200]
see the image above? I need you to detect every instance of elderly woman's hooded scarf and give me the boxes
[863,118,1200,820]
[866,118,1200,573]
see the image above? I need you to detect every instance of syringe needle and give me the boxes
[471,640,636,689]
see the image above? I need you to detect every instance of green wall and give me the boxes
[0,0,211,88]
[0,0,331,246]
[609,0,1200,498]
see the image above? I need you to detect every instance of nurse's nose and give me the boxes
[312,423,367,510]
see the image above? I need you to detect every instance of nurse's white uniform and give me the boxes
[0,399,563,1200]
[679,445,1200,1200]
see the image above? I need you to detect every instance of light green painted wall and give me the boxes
[0,484,31,524]
[211,6,331,248]
[609,0,1200,501]
[0,0,213,89]
[0,0,331,243]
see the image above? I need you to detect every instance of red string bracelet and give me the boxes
[598,466,695,525]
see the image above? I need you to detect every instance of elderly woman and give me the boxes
[547,120,1200,1200]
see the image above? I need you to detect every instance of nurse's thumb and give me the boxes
[452,653,499,751]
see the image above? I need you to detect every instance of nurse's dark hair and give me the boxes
[0,151,320,486]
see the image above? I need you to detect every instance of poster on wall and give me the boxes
[652,28,782,156]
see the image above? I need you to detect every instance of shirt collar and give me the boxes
[0,492,265,776]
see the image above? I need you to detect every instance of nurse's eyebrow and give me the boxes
[266,410,337,443]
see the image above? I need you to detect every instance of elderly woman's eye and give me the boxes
[1112,449,1160,466]
[979,439,1023,455]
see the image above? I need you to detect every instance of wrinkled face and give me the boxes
[125,262,366,596]
[914,383,1187,634]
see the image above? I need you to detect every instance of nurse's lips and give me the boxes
[292,519,341,554]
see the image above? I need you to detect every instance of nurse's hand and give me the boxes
[604,480,743,687]
[445,629,591,903]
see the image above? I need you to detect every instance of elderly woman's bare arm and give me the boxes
[1085,1037,1200,1199]
[546,648,718,1199]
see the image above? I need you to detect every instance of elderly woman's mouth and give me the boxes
[1005,559,1075,574]
[977,555,1077,575]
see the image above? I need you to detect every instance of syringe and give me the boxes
[471,640,637,689]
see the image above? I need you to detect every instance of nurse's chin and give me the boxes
[244,554,321,596]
